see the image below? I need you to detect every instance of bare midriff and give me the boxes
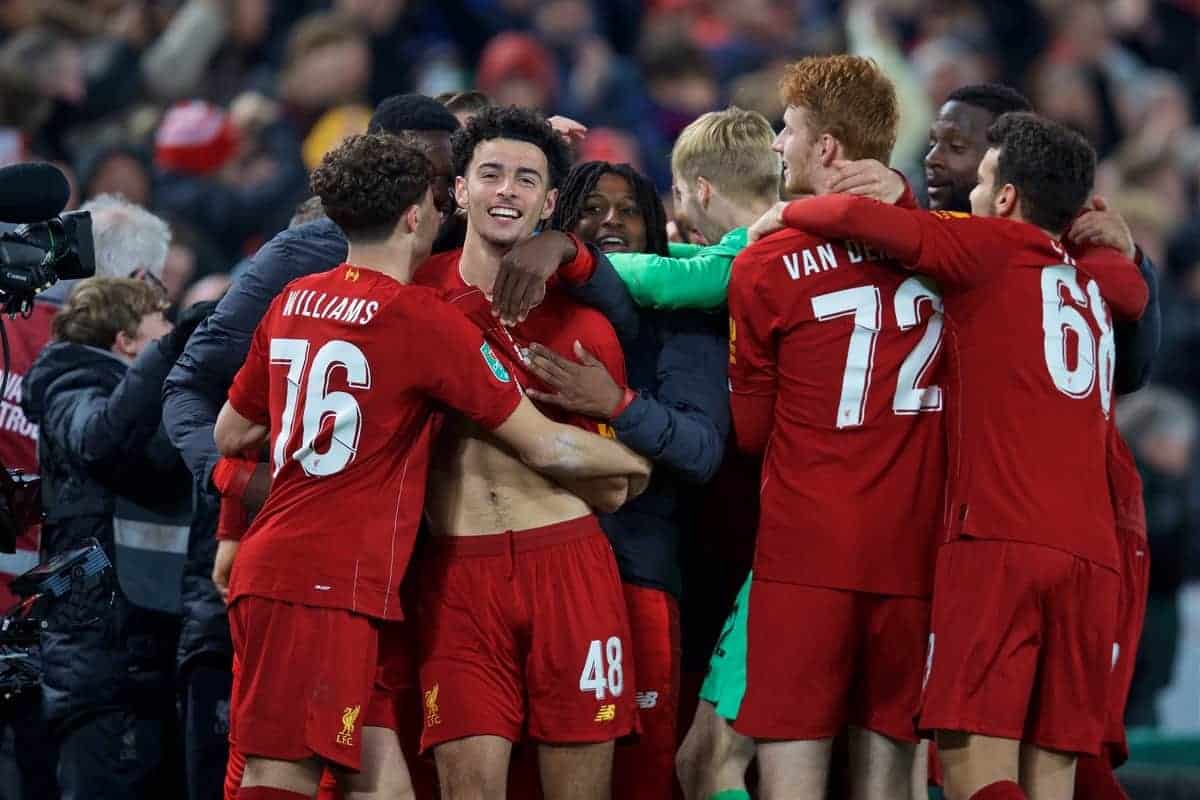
[425,418,589,536]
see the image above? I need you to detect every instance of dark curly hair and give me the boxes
[451,105,571,189]
[309,133,433,242]
[946,83,1032,117]
[550,161,669,257]
[986,112,1095,235]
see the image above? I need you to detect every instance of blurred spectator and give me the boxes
[335,0,456,104]
[76,143,153,206]
[301,104,372,170]
[277,12,371,130]
[1111,189,1177,274]
[152,96,307,264]
[636,35,719,188]
[1118,387,1198,727]
[180,273,232,310]
[476,32,559,111]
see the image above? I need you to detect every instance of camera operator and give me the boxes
[18,279,211,800]
[0,192,174,800]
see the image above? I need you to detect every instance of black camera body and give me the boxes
[0,539,113,700]
[0,211,95,314]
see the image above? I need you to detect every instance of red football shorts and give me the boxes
[919,539,1120,755]
[417,517,636,752]
[229,597,415,771]
[613,583,681,800]
[732,578,930,742]
[1104,522,1149,763]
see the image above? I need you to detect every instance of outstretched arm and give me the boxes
[491,396,651,485]
[605,246,738,311]
[769,194,997,288]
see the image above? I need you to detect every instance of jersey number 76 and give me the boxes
[269,338,371,477]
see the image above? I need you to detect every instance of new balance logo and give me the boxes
[636,691,658,710]
[594,704,616,722]
[344,266,360,281]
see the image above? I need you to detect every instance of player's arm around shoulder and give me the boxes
[607,244,737,311]
[1074,244,1149,321]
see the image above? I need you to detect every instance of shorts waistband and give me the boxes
[428,515,604,558]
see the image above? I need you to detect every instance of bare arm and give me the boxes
[492,396,651,483]
[214,401,269,457]
[559,475,632,514]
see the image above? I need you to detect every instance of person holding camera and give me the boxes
[19,278,213,800]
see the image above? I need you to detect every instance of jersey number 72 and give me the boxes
[812,276,943,429]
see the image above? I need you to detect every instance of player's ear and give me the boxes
[404,202,421,234]
[696,176,712,209]
[454,175,468,209]
[540,187,558,222]
[818,134,838,167]
[995,182,1019,218]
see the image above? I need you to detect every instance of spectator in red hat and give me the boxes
[154,100,240,177]
[152,94,307,265]
[476,32,559,112]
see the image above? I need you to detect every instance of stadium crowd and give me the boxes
[0,1,1198,799]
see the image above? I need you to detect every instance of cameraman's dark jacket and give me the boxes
[22,339,189,726]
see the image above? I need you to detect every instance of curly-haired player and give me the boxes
[412,105,647,800]
[214,133,650,800]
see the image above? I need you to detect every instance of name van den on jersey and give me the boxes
[780,240,887,279]
[282,289,380,325]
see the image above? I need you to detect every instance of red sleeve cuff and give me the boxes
[556,233,597,285]
[479,387,524,432]
[894,172,919,210]
[212,456,256,501]
[215,495,249,541]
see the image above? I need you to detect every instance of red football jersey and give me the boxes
[414,249,626,436]
[728,230,946,597]
[226,263,522,620]
[1108,422,1146,544]
[781,197,1149,569]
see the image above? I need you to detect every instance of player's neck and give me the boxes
[728,195,778,233]
[457,225,508,295]
[344,241,418,284]
[706,192,776,238]
[1006,209,1062,243]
